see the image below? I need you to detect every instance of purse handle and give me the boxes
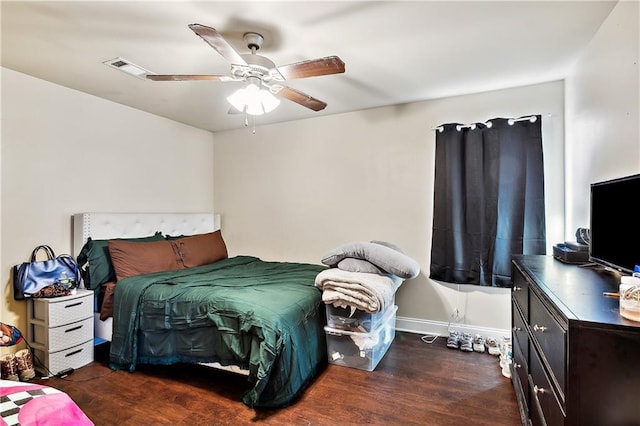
[30,245,56,262]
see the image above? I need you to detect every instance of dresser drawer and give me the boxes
[512,269,529,317]
[31,292,93,327]
[529,291,566,398]
[31,317,93,352]
[512,301,529,358]
[530,347,565,426]
[512,338,529,416]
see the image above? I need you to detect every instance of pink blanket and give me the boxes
[1,380,93,426]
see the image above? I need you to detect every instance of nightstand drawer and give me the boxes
[31,291,93,327]
[31,317,93,352]
[529,291,566,398]
[33,339,93,376]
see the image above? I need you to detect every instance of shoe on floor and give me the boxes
[500,336,512,358]
[472,334,485,353]
[460,332,474,352]
[501,358,512,378]
[485,336,501,356]
[500,353,509,369]
[446,330,461,349]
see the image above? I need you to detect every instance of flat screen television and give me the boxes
[589,173,640,275]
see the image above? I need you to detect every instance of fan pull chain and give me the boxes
[241,110,257,134]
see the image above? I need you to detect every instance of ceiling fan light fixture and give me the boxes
[148,24,344,119]
[258,89,281,113]
[227,82,280,116]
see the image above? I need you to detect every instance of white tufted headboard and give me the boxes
[72,212,220,257]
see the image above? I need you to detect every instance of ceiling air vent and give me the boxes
[103,57,154,79]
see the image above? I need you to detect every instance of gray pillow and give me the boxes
[322,241,420,279]
[370,240,404,253]
[337,258,385,275]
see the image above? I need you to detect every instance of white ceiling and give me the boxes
[1,1,618,133]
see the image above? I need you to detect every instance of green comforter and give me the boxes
[109,256,327,408]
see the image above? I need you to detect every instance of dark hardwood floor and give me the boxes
[33,332,521,425]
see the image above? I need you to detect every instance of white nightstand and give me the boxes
[26,289,94,376]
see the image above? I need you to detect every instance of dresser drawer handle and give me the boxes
[533,385,546,394]
[533,324,548,333]
[513,286,522,292]
[64,325,82,333]
[65,348,83,357]
[512,326,522,332]
[64,302,82,309]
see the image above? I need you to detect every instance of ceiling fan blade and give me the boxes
[188,24,247,66]
[147,74,238,82]
[276,56,345,80]
[273,85,327,111]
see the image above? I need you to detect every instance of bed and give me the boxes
[0,379,94,425]
[71,212,327,408]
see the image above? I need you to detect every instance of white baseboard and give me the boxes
[395,315,510,340]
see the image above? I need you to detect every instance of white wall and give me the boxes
[0,68,215,353]
[565,0,640,235]
[213,1,638,338]
[213,80,565,337]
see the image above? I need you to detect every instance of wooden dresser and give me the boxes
[511,255,640,426]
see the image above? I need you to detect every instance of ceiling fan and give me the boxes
[147,23,345,115]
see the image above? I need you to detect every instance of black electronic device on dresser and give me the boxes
[589,173,640,274]
[511,255,640,426]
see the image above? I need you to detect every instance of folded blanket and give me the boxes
[315,268,402,314]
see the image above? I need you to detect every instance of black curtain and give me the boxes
[429,116,546,287]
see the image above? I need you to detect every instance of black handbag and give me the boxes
[13,245,80,300]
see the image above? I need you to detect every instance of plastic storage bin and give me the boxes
[324,305,397,371]
[325,296,395,332]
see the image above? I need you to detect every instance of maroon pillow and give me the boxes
[108,239,183,281]
[172,230,228,268]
